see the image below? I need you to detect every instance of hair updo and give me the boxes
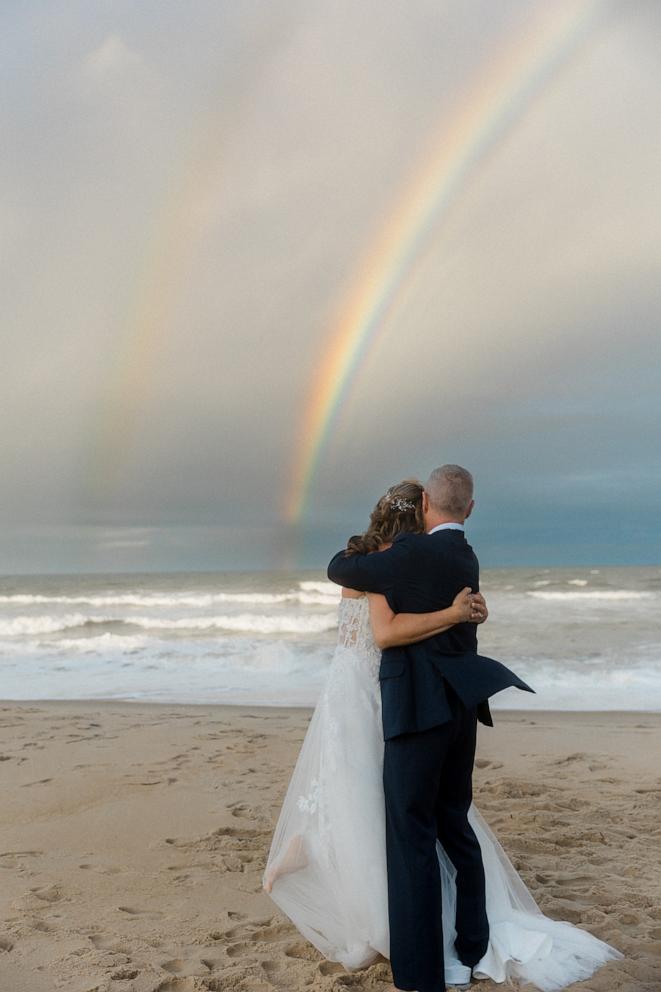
[346,479,425,555]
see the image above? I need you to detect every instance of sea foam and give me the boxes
[1,567,659,709]
[527,590,654,601]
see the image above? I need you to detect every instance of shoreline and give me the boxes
[1,702,659,991]
[3,698,661,715]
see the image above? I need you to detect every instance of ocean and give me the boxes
[0,566,659,711]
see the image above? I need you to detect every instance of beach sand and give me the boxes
[0,702,659,992]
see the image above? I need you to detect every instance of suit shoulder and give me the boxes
[393,532,426,549]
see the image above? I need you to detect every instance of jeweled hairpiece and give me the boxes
[384,488,416,512]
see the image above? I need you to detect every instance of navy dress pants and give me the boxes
[383,690,489,992]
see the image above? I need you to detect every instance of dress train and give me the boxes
[264,598,622,990]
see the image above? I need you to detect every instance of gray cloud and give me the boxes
[2,1,660,571]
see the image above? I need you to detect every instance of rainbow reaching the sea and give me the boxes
[285,0,606,525]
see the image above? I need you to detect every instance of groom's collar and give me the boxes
[428,522,465,535]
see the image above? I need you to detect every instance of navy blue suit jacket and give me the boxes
[327,529,533,741]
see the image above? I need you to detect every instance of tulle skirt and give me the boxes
[264,643,622,989]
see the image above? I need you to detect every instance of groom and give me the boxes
[327,465,533,992]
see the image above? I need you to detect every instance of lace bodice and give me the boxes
[336,596,380,678]
[294,594,382,846]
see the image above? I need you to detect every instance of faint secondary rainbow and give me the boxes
[78,7,283,506]
[79,118,225,507]
[285,0,606,524]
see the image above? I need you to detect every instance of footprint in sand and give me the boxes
[0,850,43,870]
[164,825,268,867]
[89,934,131,953]
[318,960,344,975]
[155,980,198,992]
[228,802,260,820]
[161,959,188,974]
[551,752,587,766]
[547,900,585,924]
[253,921,294,943]
[226,941,252,958]
[0,937,14,952]
[111,967,139,980]
[261,959,285,983]
[284,942,320,961]
[117,905,163,919]
[86,863,123,875]
[27,884,64,904]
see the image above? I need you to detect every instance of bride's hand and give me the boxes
[471,591,488,624]
[451,588,487,624]
[451,586,474,622]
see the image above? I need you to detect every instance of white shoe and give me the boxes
[445,962,472,989]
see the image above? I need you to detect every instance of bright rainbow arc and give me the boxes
[285,0,605,526]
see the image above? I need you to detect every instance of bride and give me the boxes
[263,480,622,990]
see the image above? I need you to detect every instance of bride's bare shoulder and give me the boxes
[341,588,365,600]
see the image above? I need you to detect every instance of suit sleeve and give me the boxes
[327,540,410,593]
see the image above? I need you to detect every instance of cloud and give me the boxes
[96,539,151,550]
[1,1,660,570]
[76,31,162,135]
[81,34,144,80]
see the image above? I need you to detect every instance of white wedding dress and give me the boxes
[264,597,622,990]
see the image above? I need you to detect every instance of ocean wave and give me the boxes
[526,590,654,602]
[492,662,661,711]
[299,580,338,594]
[57,633,150,653]
[0,613,93,635]
[127,613,338,634]
[0,611,338,636]
[298,592,341,605]
[0,591,311,607]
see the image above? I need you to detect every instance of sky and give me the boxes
[2,0,660,574]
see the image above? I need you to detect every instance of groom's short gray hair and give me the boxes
[425,464,474,516]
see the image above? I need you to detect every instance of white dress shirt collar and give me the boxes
[428,522,465,534]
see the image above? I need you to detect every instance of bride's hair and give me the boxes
[346,479,425,555]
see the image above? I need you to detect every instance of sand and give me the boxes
[0,702,660,992]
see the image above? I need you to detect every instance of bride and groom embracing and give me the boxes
[264,465,621,991]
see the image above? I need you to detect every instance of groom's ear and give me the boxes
[422,490,429,513]
[465,499,475,520]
